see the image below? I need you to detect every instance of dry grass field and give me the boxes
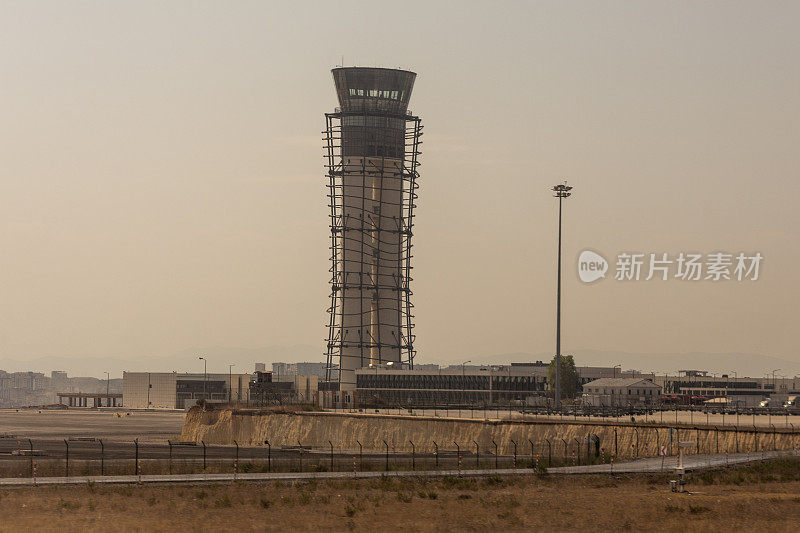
[1,460,800,531]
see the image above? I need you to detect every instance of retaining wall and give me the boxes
[181,408,800,460]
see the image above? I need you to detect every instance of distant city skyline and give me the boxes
[1,345,798,381]
[0,2,797,373]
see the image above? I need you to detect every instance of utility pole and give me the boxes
[104,371,110,401]
[552,182,572,411]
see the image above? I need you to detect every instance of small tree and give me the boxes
[547,355,581,400]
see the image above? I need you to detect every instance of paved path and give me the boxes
[0,450,794,487]
[549,449,793,474]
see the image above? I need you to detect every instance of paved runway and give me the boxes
[0,409,185,443]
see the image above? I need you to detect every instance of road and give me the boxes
[0,450,794,486]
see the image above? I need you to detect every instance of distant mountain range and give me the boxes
[0,345,321,378]
[1,346,797,379]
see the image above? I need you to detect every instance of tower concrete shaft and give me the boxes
[325,67,422,392]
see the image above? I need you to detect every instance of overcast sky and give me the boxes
[0,1,797,373]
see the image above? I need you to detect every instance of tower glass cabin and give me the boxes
[324,67,422,393]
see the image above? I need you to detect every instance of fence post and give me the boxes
[561,438,568,460]
[383,440,389,472]
[329,440,334,471]
[528,439,534,463]
[64,439,69,477]
[546,439,551,467]
[28,438,33,477]
[714,427,719,454]
[574,438,581,465]
[642,430,649,458]
[473,441,479,469]
[233,440,239,472]
[634,429,639,458]
[134,438,139,476]
[298,440,303,472]
[614,428,618,457]
[356,440,363,470]
[264,440,271,472]
[735,428,739,453]
[168,440,173,475]
[653,428,659,458]
[492,440,498,470]
[433,441,438,469]
[695,428,700,455]
[202,440,206,471]
[410,441,415,471]
[771,425,776,451]
[510,439,517,469]
[454,441,461,475]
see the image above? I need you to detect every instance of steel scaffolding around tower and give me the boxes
[323,67,422,393]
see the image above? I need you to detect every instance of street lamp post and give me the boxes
[228,364,235,404]
[552,182,572,412]
[199,357,207,402]
[462,360,471,406]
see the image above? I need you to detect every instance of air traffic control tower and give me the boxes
[324,67,422,397]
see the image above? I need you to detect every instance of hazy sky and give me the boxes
[0,1,798,372]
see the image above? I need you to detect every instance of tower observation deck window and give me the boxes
[347,88,402,100]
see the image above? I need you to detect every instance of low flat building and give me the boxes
[318,365,548,409]
[249,371,319,405]
[122,372,251,409]
[582,377,662,407]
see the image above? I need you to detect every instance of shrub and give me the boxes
[214,495,233,508]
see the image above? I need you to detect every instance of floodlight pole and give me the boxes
[553,182,572,412]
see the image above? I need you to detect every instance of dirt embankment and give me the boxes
[180,407,800,459]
